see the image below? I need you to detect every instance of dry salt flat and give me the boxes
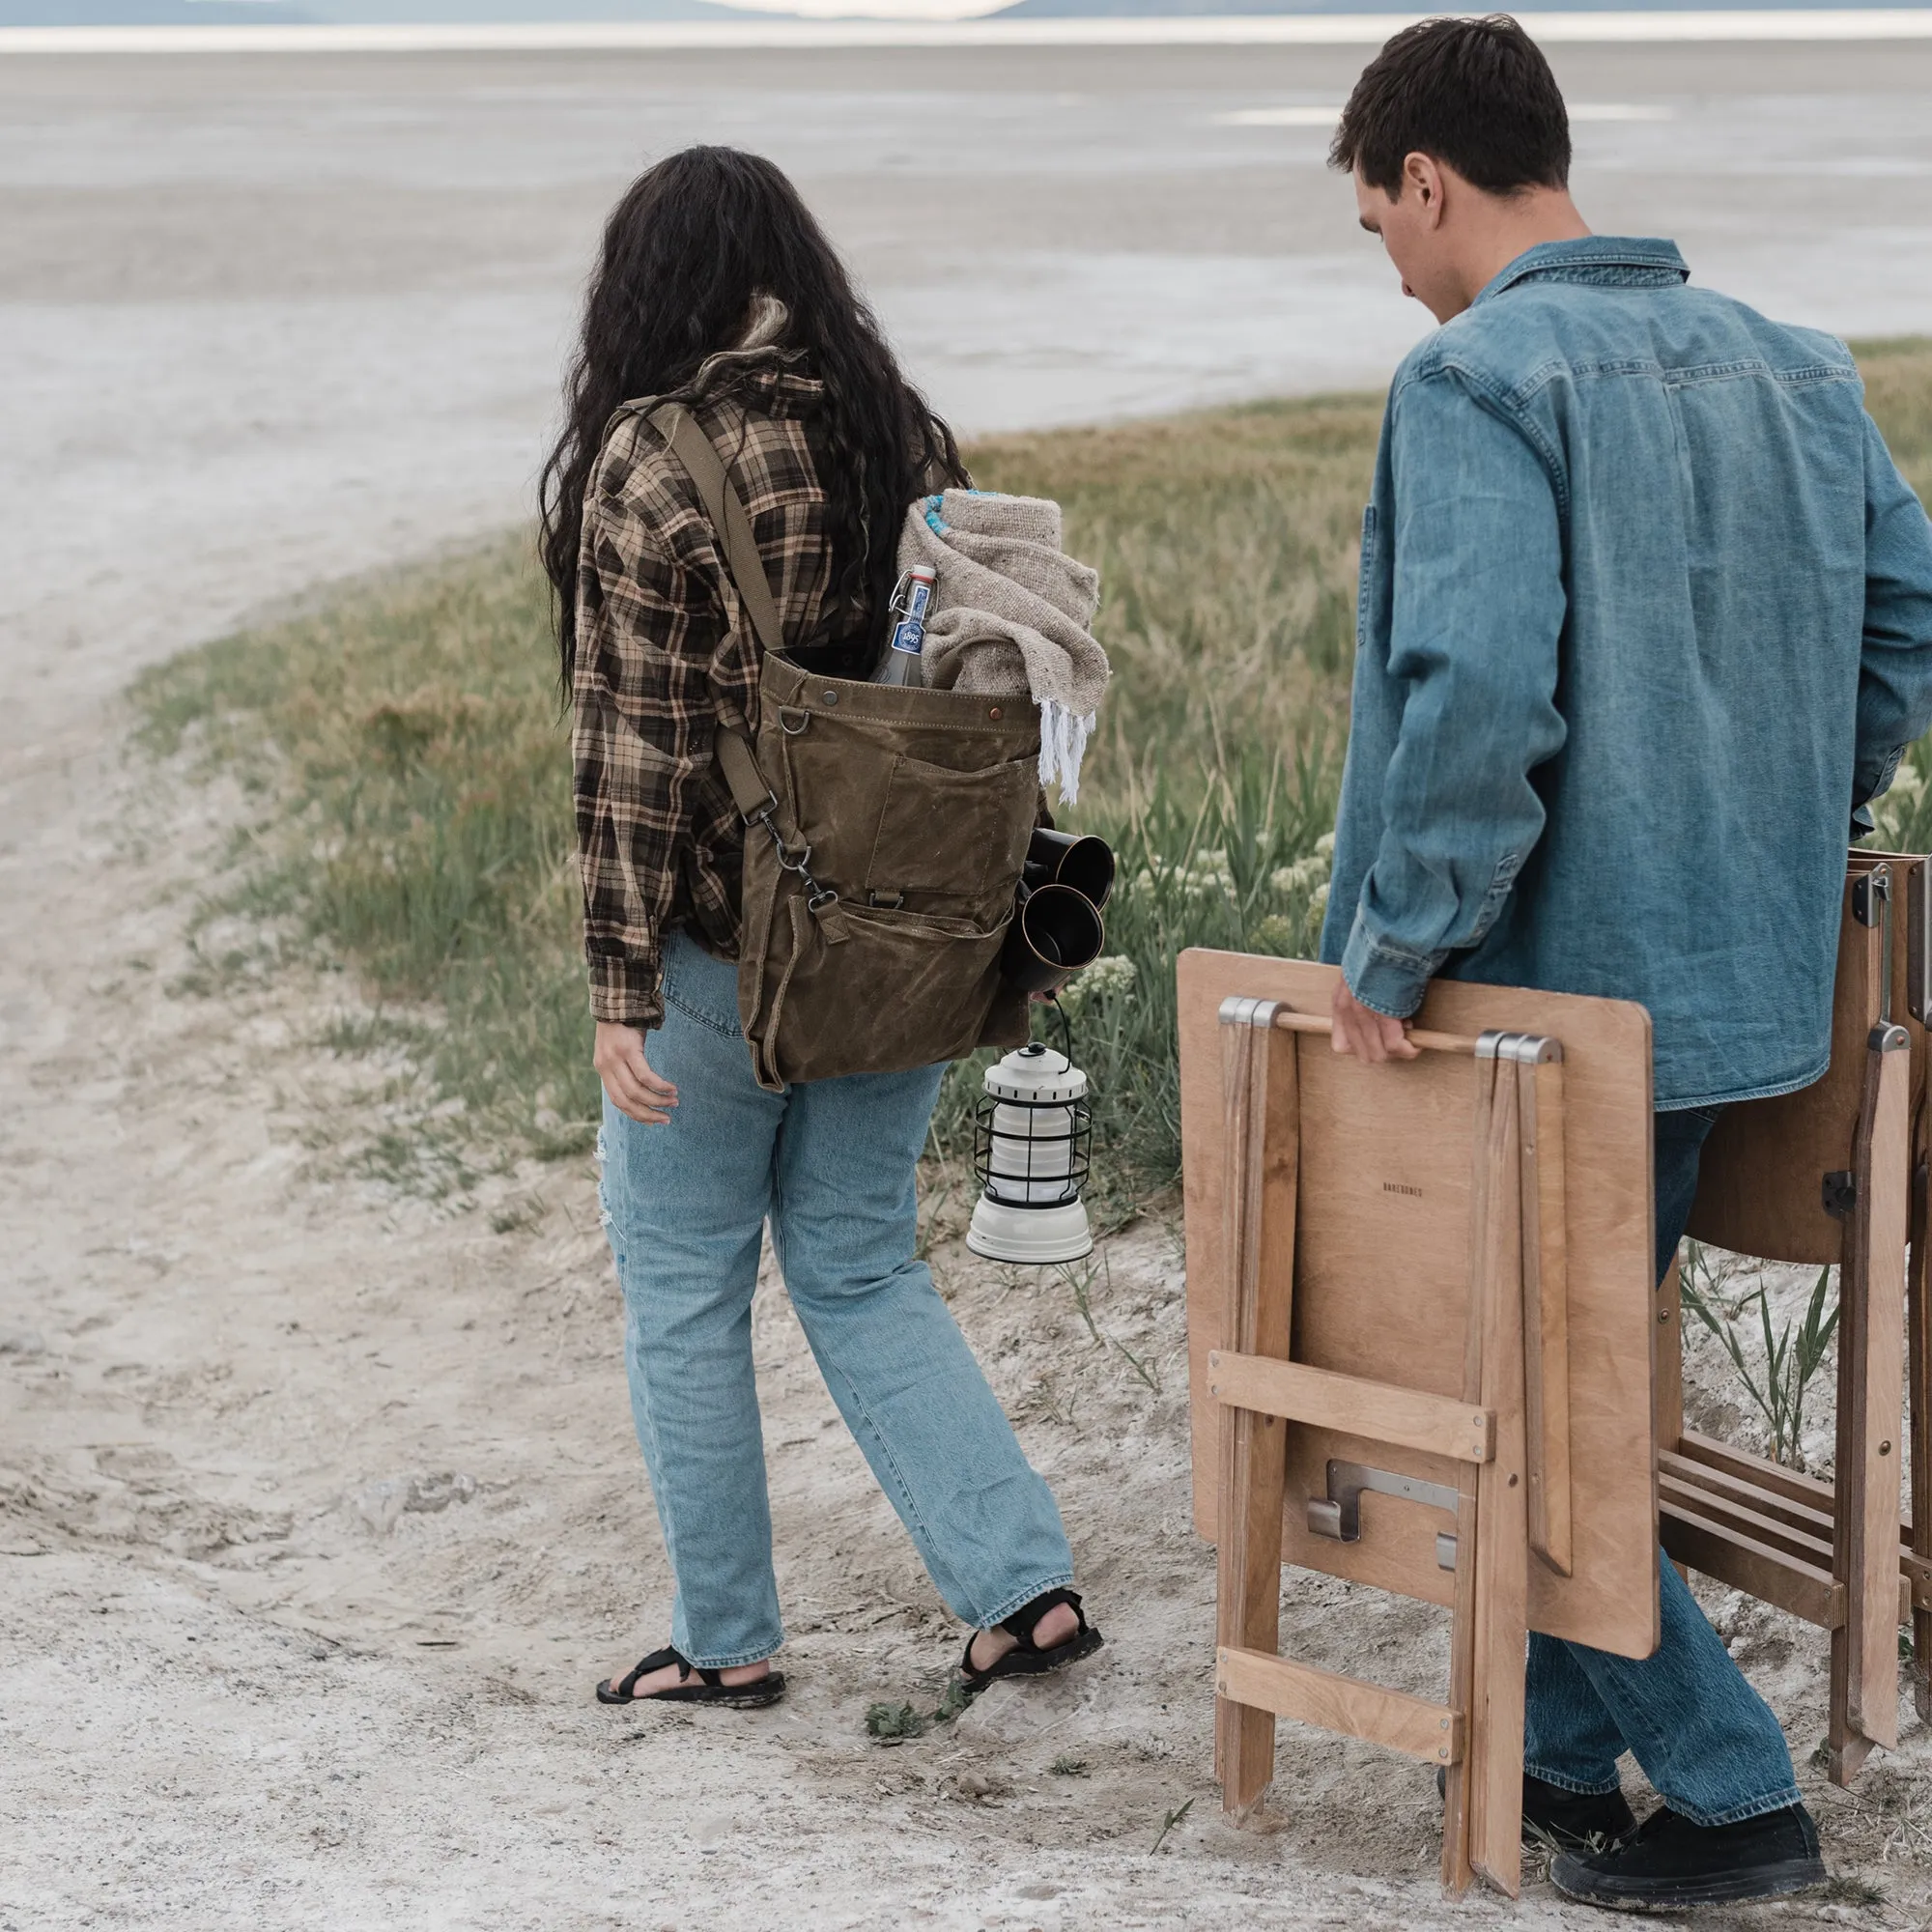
[9,30,1932,1930]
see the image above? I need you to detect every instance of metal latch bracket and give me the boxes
[1306,1459,1460,1572]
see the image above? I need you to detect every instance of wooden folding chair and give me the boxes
[1672,851,1929,1783]
[1180,954,1656,1899]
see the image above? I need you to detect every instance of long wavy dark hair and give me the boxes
[540,145,966,692]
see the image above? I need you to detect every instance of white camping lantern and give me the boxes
[966,1043,1094,1265]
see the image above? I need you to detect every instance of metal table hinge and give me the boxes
[1307,1460,1460,1572]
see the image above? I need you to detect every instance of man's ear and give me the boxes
[1402,152,1447,230]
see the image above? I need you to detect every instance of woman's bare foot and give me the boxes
[967,1599,1079,1674]
[606,1653,773,1699]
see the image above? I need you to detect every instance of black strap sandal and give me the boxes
[957,1587,1104,1690]
[595,1644,785,1709]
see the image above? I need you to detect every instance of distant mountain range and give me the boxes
[4,0,1923,23]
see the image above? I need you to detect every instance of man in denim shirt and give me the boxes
[1320,15,1932,1910]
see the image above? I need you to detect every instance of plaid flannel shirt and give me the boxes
[572,358,848,1029]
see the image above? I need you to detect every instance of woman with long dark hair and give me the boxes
[542,147,1100,1709]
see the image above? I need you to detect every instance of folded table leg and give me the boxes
[1832,1022,1910,1782]
[1215,1008,1299,1817]
[1464,1044,1529,1896]
[1910,1130,1930,1723]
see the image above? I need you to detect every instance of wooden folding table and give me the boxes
[1674,850,1928,1783]
[1180,952,1655,1897]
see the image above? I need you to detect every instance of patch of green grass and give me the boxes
[930,749,1343,1190]
[1851,337,1932,503]
[1151,1795,1195,1854]
[862,1676,980,1739]
[133,538,596,1173]
[130,346,1932,1195]
[489,1193,547,1236]
[864,1699,927,1743]
[931,1677,979,1724]
[133,401,1373,1190]
[1677,1242,1839,1474]
[967,391,1383,801]
[1851,341,1932,857]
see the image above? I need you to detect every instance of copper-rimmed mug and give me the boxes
[1001,881,1105,995]
[1024,828,1115,910]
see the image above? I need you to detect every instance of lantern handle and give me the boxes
[1042,991,1075,1066]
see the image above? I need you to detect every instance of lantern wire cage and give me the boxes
[971,1091,1093,1208]
[971,1006,1093,1211]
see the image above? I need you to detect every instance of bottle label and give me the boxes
[889,576,934,657]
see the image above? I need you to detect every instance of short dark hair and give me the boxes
[1330,14,1571,198]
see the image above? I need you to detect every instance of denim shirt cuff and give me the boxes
[1855,744,1905,810]
[1340,917,1437,1020]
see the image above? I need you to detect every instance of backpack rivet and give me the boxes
[822,689,838,706]
[988,706,1003,721]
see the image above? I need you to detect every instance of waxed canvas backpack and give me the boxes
[649,402,1038,1090]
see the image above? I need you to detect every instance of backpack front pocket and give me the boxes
[862,751,1037,909]
[768,896,1014,1083]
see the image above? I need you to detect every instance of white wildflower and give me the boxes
[1872,763,1926,845]
[1177,848,1236,899]
[1269,851,1331,897]
[1061,952,1137,1012]
[1084,953,1137,999]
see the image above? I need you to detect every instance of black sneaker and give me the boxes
[1549,1802,1826,1910]
[1435,1768,1636,1850]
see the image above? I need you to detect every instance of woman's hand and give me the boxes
[595,1021,679,1124]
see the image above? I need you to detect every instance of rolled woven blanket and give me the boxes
[895,490,1109,803]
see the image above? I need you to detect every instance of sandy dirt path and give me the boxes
[10,40,1932,1931]
[23,745,1916,1932]
[0,742,1548,1931]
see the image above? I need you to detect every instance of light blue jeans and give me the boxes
[1524,1106,1804,1827]
[597,928,1076,1669]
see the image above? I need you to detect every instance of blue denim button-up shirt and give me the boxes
[1320,237,1932,1108]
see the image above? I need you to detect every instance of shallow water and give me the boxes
[4,39,1932,760]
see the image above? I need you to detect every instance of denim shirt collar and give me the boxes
[1473,236,1690,308]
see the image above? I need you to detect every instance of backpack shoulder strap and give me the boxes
[648,402,786,659]
[713,720,778,824]
[646,401,781,822]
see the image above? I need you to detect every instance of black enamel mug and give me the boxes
[1000,881,1106,995]
[1023,827,1116,910]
